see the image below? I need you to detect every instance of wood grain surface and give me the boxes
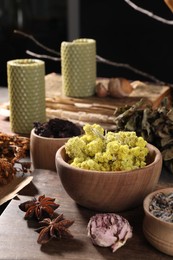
[0,87,173,259]
[45,76,171,128]
[0,169,173,260]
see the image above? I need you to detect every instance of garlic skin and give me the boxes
[95,82,108,97]
[87,213,133,252]
[164,0,173,13]
[108,78,133,98]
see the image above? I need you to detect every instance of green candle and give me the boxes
[7,59,46,134]
[61,38,96,97]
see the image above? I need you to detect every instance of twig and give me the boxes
[14,30,60,56]
[96,55,165,85]
[26,50,61,61]
[124,0,173,25]
[113,98,145,121]
[14,30,173,86]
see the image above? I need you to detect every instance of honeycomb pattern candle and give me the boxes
[61,38,96,97]
[7,59,46,134]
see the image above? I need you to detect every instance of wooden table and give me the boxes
[0,104,173,259]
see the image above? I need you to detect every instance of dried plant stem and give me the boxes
[14,30,173,86]
[26,50,61,61]
[14,30,60,56]
[96,55,165,85]
[124,0,173,25]
[113,99,145,122]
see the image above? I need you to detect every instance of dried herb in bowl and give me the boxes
[149,192,173,223]
[33,118,81,138]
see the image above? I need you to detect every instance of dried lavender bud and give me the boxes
[149,192,173,223]
[87,213,133,252]
[33,118,81,138]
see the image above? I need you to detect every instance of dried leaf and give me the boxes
[113,97,173,170]
[167,109,173,121]
[162,147,173,161]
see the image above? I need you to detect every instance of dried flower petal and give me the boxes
[87,213,132,252]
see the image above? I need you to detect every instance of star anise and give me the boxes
[36,214,74,244]
[19,195,59,220]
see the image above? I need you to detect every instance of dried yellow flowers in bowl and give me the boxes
[55,124,162,212]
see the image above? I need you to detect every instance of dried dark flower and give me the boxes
[0,158,16,185]
[19,195,59,220]
[36,214,74,244]
[33,118,81,138]
[0,132,30,185]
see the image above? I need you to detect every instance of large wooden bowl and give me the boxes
[143,187,173,256]
[55,143,162,212]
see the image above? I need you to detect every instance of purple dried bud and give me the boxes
[87,213,133,252]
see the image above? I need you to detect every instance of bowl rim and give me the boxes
[143,187,173,226]
[55,142,162,176]
[30,128,71,141]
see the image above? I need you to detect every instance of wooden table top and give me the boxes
[0,113,173,259]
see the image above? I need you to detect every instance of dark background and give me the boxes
[0,0,173,86]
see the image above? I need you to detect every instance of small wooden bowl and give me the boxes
[143,187,173,256]
[55,143,162,212]
[30,128,70,171]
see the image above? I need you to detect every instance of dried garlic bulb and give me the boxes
[108,78,133,98]
[95,82,108,97]
[164,0,173,12]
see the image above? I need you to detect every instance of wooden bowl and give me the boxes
[55,143,162,212]
[143,187,173,256]
[30,128,70,171]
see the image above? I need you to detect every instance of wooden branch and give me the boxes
[14,30,173,87]
[96,55,166,85]
[14,30,60,56]
[26,50,61,61]
[124,0,173,25]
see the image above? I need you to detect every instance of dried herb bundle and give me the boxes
[0,132,30,185]
[113,98,173,171]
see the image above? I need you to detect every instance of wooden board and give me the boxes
[45,74,171,129]
[0,169,172,260]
